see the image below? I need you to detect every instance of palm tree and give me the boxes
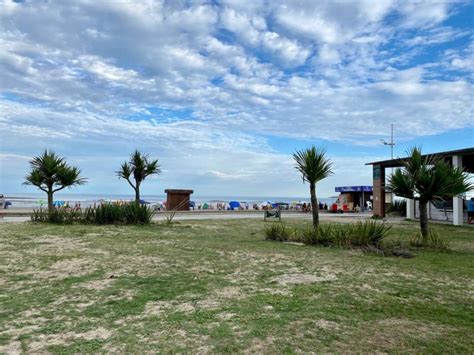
[117,150,161,204]
[389,147,472,240]
[24,150,87,211]
[293,146,333,227]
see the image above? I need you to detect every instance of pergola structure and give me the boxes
[366,147,474,226]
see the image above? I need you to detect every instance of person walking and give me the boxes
[467,198,474,225]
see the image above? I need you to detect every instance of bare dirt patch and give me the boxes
[175,302,196,313]
[315,319,339,330]
[31,235,90,252]
[37,257,97,280]
[215,286,243,299]
[144,301,173,316]
[245,336,275,354]
[358,318,451,351]
[27,327,113,352]
[78,278,115,291]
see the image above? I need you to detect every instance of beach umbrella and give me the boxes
[139,199,150,205]
[229,201,240,210]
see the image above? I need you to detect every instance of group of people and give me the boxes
[300,202,330,213]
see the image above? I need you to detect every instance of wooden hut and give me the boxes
[165,189,193,211]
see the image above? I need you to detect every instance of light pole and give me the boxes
[381,124,395,204]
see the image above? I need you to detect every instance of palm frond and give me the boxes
[118,150,161,188]
[24,150,86,193]
[293,146,333,185]
[390,147,472,202]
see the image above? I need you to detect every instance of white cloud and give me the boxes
[0,0,472,196]
[398,1,450,28]
[317,44,341,65]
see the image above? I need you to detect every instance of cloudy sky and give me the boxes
[1,0,473,198]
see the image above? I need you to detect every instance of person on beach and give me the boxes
[0,194,5,218]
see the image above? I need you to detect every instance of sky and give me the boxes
[0,0,473,198]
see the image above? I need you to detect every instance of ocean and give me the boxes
[3,193,338,209]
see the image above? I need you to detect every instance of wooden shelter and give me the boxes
[165,189,193,211]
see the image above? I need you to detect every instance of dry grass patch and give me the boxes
[0,220,472,353]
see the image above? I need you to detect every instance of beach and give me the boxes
[2,193,337,210]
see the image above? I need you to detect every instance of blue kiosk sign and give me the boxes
[335,186,373,193]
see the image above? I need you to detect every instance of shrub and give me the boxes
[387,200,407,216]
[31,208,49,223]
[300,225,319,245]
[124,202,154,224]
[83,203,153,225]
[409,229,450,251]
[371,214,384,220]
[264,223,295,242]
[370,239,413,258]
[264,220,408,258]
[300,221,390,248]
[300,224,345,246]
[347,220,391,247]
[31,207,82,224]
[31,202,153,225]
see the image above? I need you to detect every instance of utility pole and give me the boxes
[381,124,395,204]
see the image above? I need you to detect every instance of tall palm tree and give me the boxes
[117,150,161,204]
[389,147,472,240]
[293,146,333,227]
[24,150,87,211]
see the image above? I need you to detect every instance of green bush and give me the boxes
[387,200,407,216]
[347,220,391,247]
[409,229,450,250]
[299,221,390,248]
[379,239,414,258]
[83,203,153,225]
[31,207,82,224]
[264,223,295,242]
[266,221,391,250]
[300,224,343,246]
[31,208,49,223]
[31,203,153,225]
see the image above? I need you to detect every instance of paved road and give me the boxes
[0,211,372,224]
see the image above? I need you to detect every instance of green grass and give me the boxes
[0,219,473,353]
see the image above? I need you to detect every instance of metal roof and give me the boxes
[366,147,474,170]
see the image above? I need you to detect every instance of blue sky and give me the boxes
[0,0,473,198]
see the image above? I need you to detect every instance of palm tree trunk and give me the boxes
[419,200,429,241]
[135,186,140,204]
[47,189,54,212]
[310,183,319,228]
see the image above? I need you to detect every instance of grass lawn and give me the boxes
[0,219,473,353]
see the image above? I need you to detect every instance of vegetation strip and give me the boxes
[1,219,472,353]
